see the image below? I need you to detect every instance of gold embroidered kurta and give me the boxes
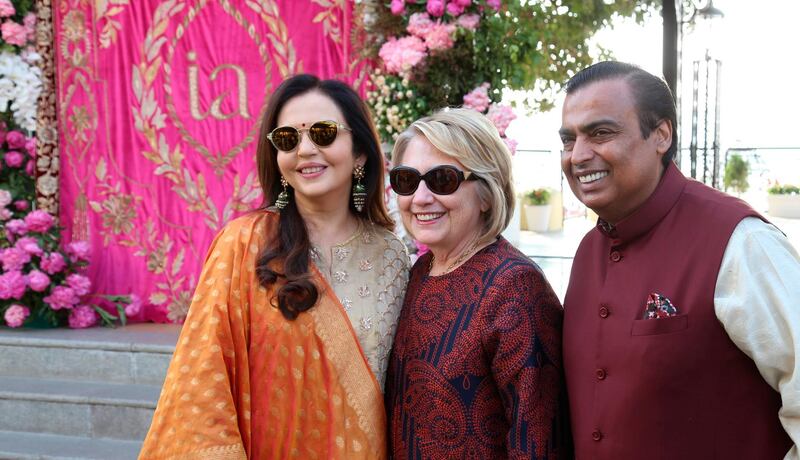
[139,210,409,459]
[311,221,409,388]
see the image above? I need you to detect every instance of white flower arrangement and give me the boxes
[0,50,42,132]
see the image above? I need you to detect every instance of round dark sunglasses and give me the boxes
[267,120,351,152]
[389,165,477,196]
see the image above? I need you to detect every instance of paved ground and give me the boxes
[518,214,800,302]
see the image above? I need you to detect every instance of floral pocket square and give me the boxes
[643,293,678,319]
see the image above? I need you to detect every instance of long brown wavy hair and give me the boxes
[255,74,393,320]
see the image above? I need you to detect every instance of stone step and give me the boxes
[0,430,141,460]
[0,376,159,441]
[0,324,179,386]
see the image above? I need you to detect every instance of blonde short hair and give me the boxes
[392,108,515,246]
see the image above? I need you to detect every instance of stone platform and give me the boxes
[0,323,180,460]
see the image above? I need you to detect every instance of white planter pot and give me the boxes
[767,194,800,219]
[524,204,551,232]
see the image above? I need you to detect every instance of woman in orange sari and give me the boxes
[139,75,409,459]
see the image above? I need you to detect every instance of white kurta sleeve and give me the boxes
[715,217,800,460]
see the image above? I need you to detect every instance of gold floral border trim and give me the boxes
[309,265,386,457]
[161,443,246,460]
[35,0,60,216]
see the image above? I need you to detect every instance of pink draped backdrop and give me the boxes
[54,0,367,322]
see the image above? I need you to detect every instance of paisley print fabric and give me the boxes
[385,237,568,459]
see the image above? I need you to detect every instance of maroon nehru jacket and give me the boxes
[563,163,791,459]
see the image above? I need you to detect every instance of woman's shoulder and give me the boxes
[364,222,411,269]
[205,210,278,258]
[366,222,408,251]
[479,237,544,280]
[478,239,562,312]
[218,209,278,240]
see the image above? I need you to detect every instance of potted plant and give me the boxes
[523,188,551,232]
[723,153,749,195]
[767,183,800,219]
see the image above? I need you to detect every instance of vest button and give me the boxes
[609,250,622,262]
[599,306,610,318]
[592,430,603,441]
[595,368,607,380]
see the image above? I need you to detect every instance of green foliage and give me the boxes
[524,188,551,206]
[360,0,657,118]
[471,0,654,110]
[768,184,800,195]
[723,153,749,194]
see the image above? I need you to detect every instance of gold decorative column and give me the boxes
[34,0,60,216]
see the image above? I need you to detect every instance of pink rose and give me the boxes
[44,285,80,310]
[40,252,66,274]
[27,270,50,292]
[24,210,54,232]
[486,0,501,10]
[66,273,91,296]
[422,23,456,51]
[407,12,433,37]
[15,236,43,256]
[125,294,143,317]
[23,12,35,41]
[463,82,491,112]
[0,270,27,300]
[4,150,24,168]
[390,0,405,15]
[426,0,445,17]
[4,304,29,328]
[379,36,427,74]
[446,2,465,16]
[68,305,98,329]
[14,200,29,211]
[0,247,31,271]
[25,160,34,176]
[66,241,91,262]
[456,13,480,30]
[0,208,11,221]
[24,137,35,156]
[0,0,15,18]
[5,131,26,149]
[0,189,10,207]
[1,21,27,46]
[487,103,516,137]
[502,137,518,156]
[415,241,430,256]
[5,219,28,235]
[456,0,471,6]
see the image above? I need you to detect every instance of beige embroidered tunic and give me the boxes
[311,222,410,388]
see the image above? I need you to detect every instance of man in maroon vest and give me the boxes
[559,60,800,459]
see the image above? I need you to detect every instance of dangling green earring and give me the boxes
[275,177,290,210]
[352,164,367,212]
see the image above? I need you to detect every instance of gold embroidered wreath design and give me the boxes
[131,0,298,229]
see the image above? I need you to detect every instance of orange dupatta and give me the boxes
[139,211,387,459]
